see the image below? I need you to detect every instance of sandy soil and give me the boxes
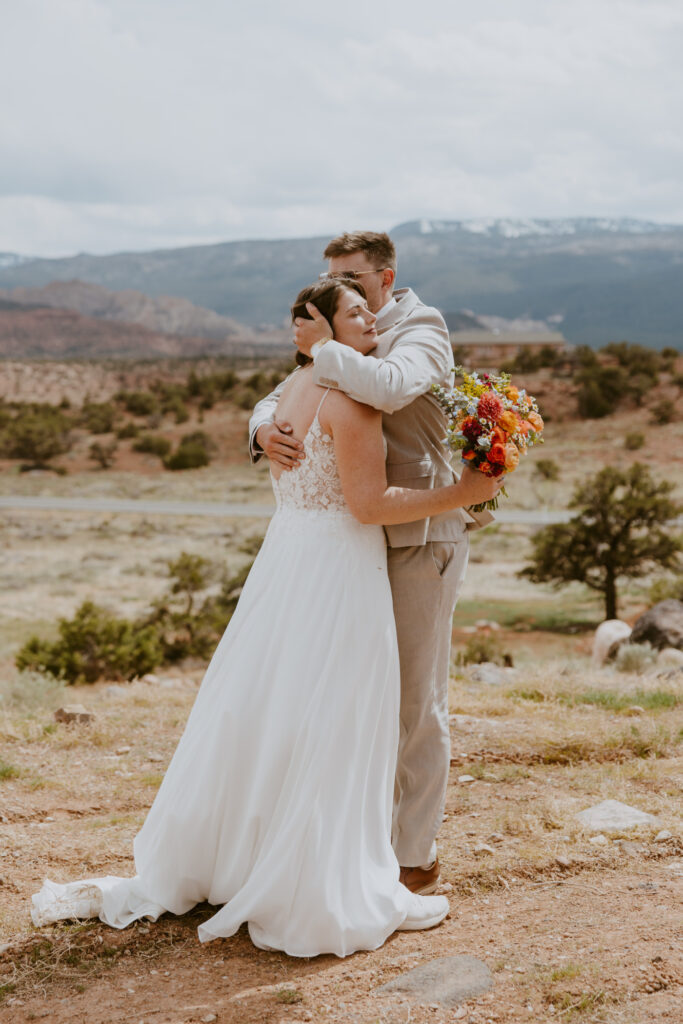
[1,663,681,1024]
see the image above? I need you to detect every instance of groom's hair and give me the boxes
[291,279,367,366]
[323,231,397,272]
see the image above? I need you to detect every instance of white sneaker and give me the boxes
[396,891,449,931]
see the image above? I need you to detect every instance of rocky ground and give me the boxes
[0,659,681,1024]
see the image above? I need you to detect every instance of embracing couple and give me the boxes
[31,231,500,957]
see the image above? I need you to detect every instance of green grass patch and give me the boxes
[0,759,20,781]
[275,988,303,1004]
[561,689,679,711]
[455,598,599,634]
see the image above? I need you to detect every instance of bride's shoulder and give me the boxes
[320,390,380,434]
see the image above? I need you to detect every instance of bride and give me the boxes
[31,279,500,958]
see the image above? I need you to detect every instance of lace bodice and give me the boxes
[271,399,348,514]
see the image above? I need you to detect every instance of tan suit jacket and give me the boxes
[249,287,493,546]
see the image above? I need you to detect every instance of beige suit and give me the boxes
[249,287,492,866]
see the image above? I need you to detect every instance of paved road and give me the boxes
[0,495,574,524]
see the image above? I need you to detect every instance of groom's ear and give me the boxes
[381,268,395,289]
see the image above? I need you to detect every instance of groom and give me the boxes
[249,231,490,893]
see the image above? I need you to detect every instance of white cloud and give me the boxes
[1,0,682,255]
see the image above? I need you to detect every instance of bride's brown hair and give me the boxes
[291,279,367,366]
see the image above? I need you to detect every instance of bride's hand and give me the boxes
[293,303,333,357]
[455,465,505,507]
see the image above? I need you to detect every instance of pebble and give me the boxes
[473,844,495,856]
[589,834,609,847]
[115,746,131,755]
[623,705,645,716]
[654,830,673,842]
[555,855,572,869]
[201,1016,217,1023]
[147,753,163,762]
[458,775,476,784]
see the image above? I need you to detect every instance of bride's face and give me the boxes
[332,288,378,354]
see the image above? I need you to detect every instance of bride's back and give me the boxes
[270,368,331,481]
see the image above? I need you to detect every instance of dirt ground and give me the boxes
[1,662,681,1024]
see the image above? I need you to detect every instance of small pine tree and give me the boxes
[520,463,681,619]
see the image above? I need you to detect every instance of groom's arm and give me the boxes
[248,375,291,463]
[311,316,452,414]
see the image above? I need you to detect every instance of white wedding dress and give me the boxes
[31,392,418,957]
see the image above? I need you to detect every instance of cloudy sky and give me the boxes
[2,0,682,256]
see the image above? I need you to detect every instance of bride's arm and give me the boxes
[329,396,500,525]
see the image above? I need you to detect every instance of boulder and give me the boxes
[656,646,683,668]
[591,619,631,665]
[630,600,683,651]
[577,799,660,832]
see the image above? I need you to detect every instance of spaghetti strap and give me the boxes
[314,387,331,421]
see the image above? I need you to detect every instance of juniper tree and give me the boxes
[520,463,681,619]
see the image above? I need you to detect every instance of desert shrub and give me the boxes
[650,398,675,424]
[118,390,159,417]
[16,601,162,684]
[164,431,213,470]
[455,634,506,666]
[614,641,656,674]
[0,670,65,713]
[0,406,72,466]
[133,433,172,458]
[534,458,559,481]
[576,365,627,418]
[624,431,645,450]
[89,440,118,469]
[116,421,139,439]
[649,574,683,603]
[163,394,190,423]
[235,387,260,411]
[81,401,117,434]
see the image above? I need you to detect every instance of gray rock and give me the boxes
[630,600,683,651]
[577,799,660,832]
[657,647,683,668]
[467,662,506,686]
[377,956,493,1007]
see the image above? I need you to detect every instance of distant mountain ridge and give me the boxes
[1,217,682,348]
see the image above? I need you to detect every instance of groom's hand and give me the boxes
[293,303,333,357]
[255,421,305,470]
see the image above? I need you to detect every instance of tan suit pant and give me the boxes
[388,538,469,867]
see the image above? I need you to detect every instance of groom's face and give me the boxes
[327,252,391,315]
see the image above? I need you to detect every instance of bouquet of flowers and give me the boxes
[432,366,544,511]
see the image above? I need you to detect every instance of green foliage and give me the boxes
[624,430,645,450]
[16,601,162,684]
[0,759,20,781]
[116,421,139,439]
[455,633,507,666]
[80,401,117,434]
[89,439,118,469]
[649,573,683,603]
[133,433,172,458]
[520,463,682,618]
[576,365,627,418]
[164,431,213,470]
[534,458,559,481]
[118,390,159,417]
[650,398,675,424]
[0,405,72,466]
